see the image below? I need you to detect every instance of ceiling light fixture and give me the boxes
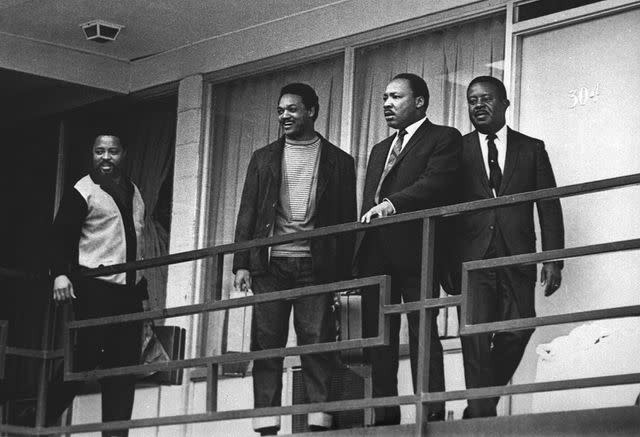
[80,19,124,43]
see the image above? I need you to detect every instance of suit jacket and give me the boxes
[357,118,463,274]
[457,127,564,279]
[233,133,356,282]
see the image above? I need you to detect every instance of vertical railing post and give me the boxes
[459,264,471,334]
[0,320,7,380]
[206,251,223,413]
[416,217,436,435]
[35,298,54,429]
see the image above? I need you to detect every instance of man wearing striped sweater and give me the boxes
[233,83,357,435]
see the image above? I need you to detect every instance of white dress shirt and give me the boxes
[478,124,508,197]
[383,115,428,165]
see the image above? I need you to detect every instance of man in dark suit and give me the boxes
[457,76,564,418]
[358,73,462,425]
[233,83,356,435]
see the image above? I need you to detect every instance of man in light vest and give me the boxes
[49,134,148,437]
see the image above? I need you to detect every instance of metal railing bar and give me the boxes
[64,337,385,381]
[415,217,436,433]
[64,173,640,279]
[0,266,29,279]
[460,304,640,335]
[3,370,640,435]
[0,319,7,379]
[464,238,640,270]
[5,395,418,435]
[4,347,64,359]
[0,424,39,436]
[383,295,463,314]
[421,372,640,403]
[68,276,388,329]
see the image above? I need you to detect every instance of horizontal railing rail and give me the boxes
[63,275,392,381]
[2,172,640,436]
[60,173,640,279]
[460,237,640,335]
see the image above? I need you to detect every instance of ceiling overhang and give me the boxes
[0,32,130,93]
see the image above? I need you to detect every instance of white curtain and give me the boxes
[205,56,344,355]
[351,14,505,338]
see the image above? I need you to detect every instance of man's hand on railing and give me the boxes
[234,269,253,293]
[541,262,562,297]
[53,275,76,302]
[360,199,395,223]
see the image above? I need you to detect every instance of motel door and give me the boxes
[511,4,640,413]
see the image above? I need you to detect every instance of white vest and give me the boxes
[74,175,145,284]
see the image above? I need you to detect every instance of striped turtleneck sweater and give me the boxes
[272,135,322,257]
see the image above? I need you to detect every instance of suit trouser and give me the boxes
[251,257,336,430]
[47,278,142,437]
[460,231,534,418]
[360,233,445,425]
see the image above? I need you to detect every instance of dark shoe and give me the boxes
[258,426,278,436]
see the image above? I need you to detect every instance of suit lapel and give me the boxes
[268,137,285,182]
[316,137,335,202]
[500,127,520,195]
[392,118,431,168]
[469,131,493,197]
[365,137,393,196]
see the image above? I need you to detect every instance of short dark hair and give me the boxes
[468,76,508,100]
[279,83,319,120]
[392,73,430,108]
[94,134,125,150]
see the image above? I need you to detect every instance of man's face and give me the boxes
[383,78,424,130]
[92,136,125,177]
[277,93,315,139]
[467,82,510,134]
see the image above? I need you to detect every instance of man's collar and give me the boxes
[399,115,428,137]
[478,124,508,144]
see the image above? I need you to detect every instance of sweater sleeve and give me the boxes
[50,187,88,278]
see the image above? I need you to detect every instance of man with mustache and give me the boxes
[48,135,148,436]
[457,76,564,417]
[358,73,462,425]
[233,83,356,435]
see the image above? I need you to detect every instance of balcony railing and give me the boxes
[2,173,640,436]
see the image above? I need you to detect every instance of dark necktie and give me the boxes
[375,129,406,203]
[487,133,502,194]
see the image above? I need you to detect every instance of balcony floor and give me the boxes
[291,406,640,437]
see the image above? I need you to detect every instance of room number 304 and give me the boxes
[568,84,600,108]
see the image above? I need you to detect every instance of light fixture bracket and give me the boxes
[80,19,124,43]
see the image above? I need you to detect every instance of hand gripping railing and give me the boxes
[2,173,640,436]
